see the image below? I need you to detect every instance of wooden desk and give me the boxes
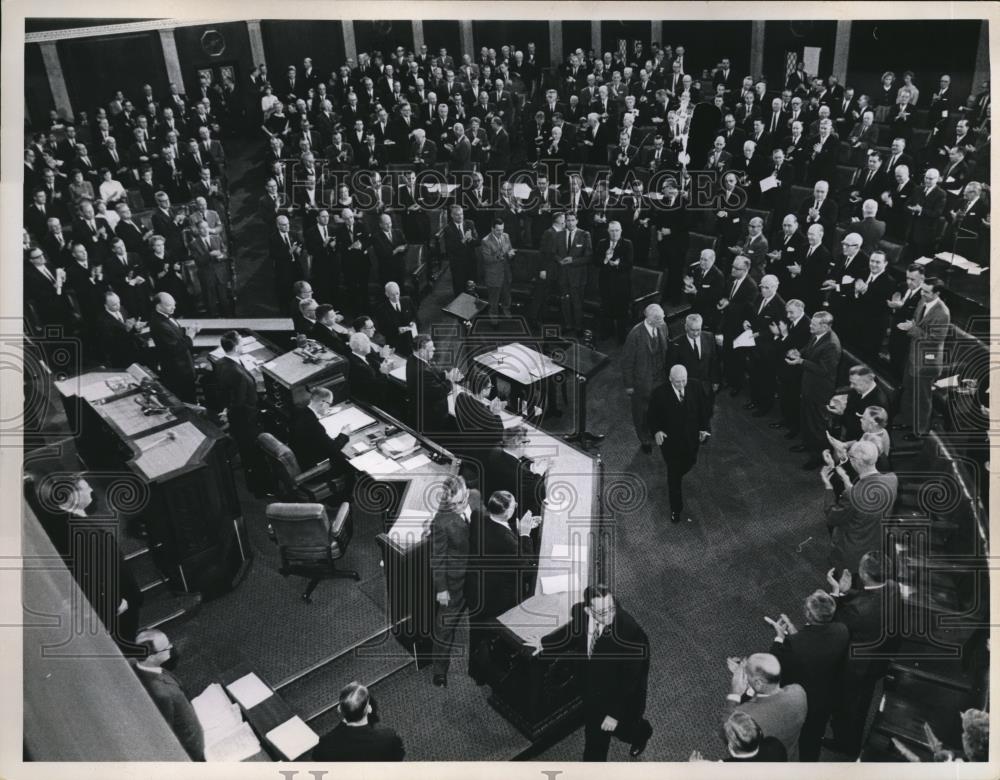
[55,367,247,594]
[260,346,348,422]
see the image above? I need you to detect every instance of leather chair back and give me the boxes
[266,502,352,573]
[257,432,303,495]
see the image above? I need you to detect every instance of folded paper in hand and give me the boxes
[758,175,778,192]
[733,330,755,349]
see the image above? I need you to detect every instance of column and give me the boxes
[750,20,765,79]
[38,42,74,122]
[460,20,474,58]
[412,20,425,52]
[651,21,662,47]
[246,20,267,70]
[158,29,185,90]
[973,20,990,94]
[549,20,563,65]
[832,20,851,83]
[591,21,601,55]
[343,21,357,62]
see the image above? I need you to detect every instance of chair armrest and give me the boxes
[295,459,332,485]
[329,502,351,536]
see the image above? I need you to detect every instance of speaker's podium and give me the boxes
[260,342,348,423]
[54,364,248,594]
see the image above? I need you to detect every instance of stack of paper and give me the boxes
[382,432,417,456]
[733,330,755,349]
[349,449,402,475]
[935,252,986,274]
[320,406,377,436]
[400,452,431,471]
[225,672,273,709]
[266,715,319,760]
[192,683,261,762]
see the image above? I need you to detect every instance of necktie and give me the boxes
[41,267,54,283]
[566,230,571,253]
[588,624,602,657]
[394,302,400,312]
[283,232,290,248]
[677,388,685,402]
[320,226,327,242]
[731,279,739,297]
[692,338,700,359]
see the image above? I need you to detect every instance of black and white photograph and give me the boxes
[4,1,996,774]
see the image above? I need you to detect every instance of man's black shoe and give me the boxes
[743,401,757,410]
[768,421,786,429]
[432,674,447,687]
[630,735,650,758]
[670,512,681,524]
[788,444,807,452]
[584,431,605,442]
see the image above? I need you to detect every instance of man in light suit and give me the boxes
[479,218,515,325]
[786,311,842,469]
[897,277,950,437]
[622,304,670,454]
[648,365,712,523]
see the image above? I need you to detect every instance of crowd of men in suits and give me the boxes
[23,34,989,763]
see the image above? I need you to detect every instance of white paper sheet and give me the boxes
[265,715,319,760]
[758,175,778,192]
[934,374,960,389]
[914,256,935,266]
[841,275,855,285]
[204,722,261,762]
[349,449,402,475]
[320,406,378,436]
[539,573,579,595]
[225,672,273,710]
[733,330,756,349]
[400,453,431,470]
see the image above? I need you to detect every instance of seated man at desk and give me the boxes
[406,334,462,435]
[312,304,350,356]
[289,386,351,473]
[454,368,505,450]
[348,331,392,408]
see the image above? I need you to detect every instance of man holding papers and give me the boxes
[289,387,351,472]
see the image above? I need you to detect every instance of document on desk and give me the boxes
[193,684,262,761]
[225,672,273,710]
[266,715,319,760]
[349,449,403,475]
[758,174,778,192]
[321,406,377,436]
[732,330,755,349]
[400,452,431,471]
[382,432,417,456]
[914,256,935,266]
[209,336,262,359]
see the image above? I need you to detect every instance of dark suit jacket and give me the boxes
[476,518,535,620]
[669,332,722,391]
[647,381,710,464]
[148,311,194,380]
[405,355,451,432]
[834,581,902,677]
[799,330,842,402]
[841,385,891,441]
[347,352,386,408]
[288,406,349,470]
[312,722,405,761]
[134,666,205,760]
[374,297,418,355]
[721,275,759,342]
[431,505,473,598]
[214,355,258,421]
[770,622,849,721]
[95,309,144,368]
[541,602,650,722]
[371,227,408,284]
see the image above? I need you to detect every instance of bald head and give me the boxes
[746,652,782,693]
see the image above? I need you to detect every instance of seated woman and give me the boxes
[98,167,127,208]
[67,168,94,206]
[825,405,892,473]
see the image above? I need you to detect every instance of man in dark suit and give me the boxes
[288,386,350,476]
[669,313,722,415]
[555,211,592,336]
[215,331,263,489]
[468,490,539,681]
[595,221,633,343]
[95,291,146,369]
[442,205,480,298]
[270,215,305,313]
[744,275,786,417]
[313,681,404,761]
[765,590,849,761]
[371,213,408,288]
[346,331,389,409]
[406,335,458,435]
[764,300,807,427]
[786,311,842,469]
[148,292,197,402]
[829,550,902,757]
[683,249,726,333]
[648,365,712,523]
[533,585,653,761]
[906,168,947,261]
[374,282,419,356]
[719,256,759,394]
[133,630,204,762]
[898,277,951,437]
[336,209,372,314]
[430,474,479,687]
[843,251,895,361]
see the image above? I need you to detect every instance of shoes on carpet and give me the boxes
[670,512,681,524]
[432,674,447,687]
[743,401,757,410]
[630,733,651,758]
[789,444,807,453]
[768,421,786,429]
